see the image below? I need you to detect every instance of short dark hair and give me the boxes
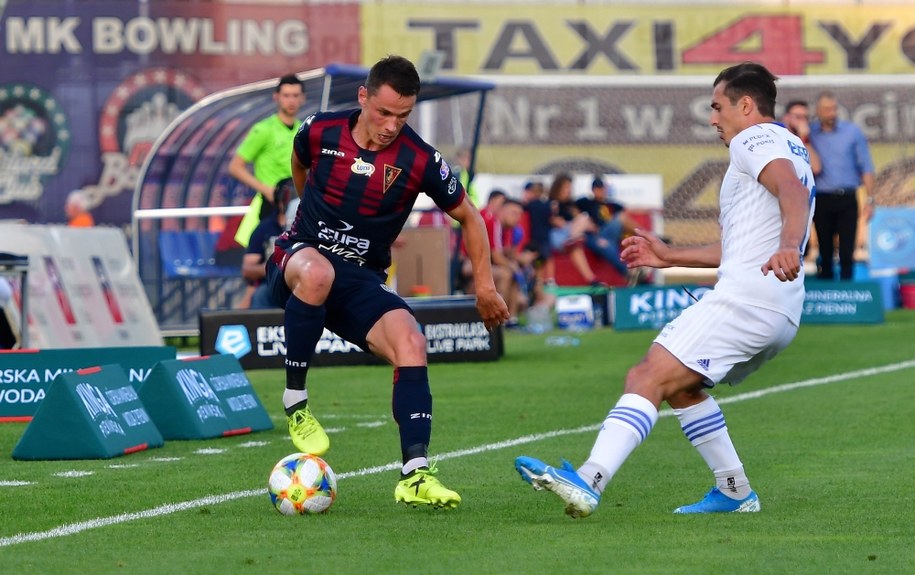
[503,198,523,209]
[276,74,303,93]
[714,62,778,118]
[366,55,421,98]
[784,99,809,113]
[592,177,605,189]
[487,189,507,204]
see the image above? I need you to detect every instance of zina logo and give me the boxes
[215,325,252,358]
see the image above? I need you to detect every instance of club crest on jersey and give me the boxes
[351,156,375,177]
[383,165,402,193]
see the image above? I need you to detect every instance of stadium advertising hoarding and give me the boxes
[0,0,360,225]
[363,4,915,76]
[612,282,884,331]
[199,297,503,370]
[2,2,914,230]
[139,354,272,440]
[0,224,163,348]
[869,208,915,270]
[12,363,165,460]
[364,4,915,248]
[0,346,176,421]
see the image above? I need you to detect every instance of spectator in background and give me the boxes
[548,173,605,287]
[577,177,639,279]
[809,91,875,280]
[496,198,532,328]
[241,178,295,309]
[229,74,304,249]
[460,190,507,297]
[781,100,821,176]
[65,190,94,227]
[521,180,553,284]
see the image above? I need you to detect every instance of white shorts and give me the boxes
[653,290,798,386]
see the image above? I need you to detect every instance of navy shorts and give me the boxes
[265,241,413,351]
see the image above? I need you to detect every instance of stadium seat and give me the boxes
[159,231,199,278]
[159,231,239,279]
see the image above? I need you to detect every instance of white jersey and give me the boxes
[714,122,815,325]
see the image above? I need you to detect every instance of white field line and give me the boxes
[2,359,913,548]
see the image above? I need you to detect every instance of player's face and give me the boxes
[357,84,416,151]
[275,84,304,118]
[783,105,809,133]
[501,203,523,227]
[816,97,839,130]
[709,82,746,147]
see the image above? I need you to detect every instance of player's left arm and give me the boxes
[758,158,811,282]
[448,197,510,329]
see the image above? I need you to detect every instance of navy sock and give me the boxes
[283,295,326,398]
[391,366,431,465]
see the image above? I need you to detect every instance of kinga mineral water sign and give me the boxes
[612,285,711,331]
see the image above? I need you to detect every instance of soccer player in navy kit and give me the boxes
[266,55,509,509]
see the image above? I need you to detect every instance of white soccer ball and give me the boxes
[267,453,338,515]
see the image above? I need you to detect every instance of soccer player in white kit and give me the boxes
[515,62,816,517]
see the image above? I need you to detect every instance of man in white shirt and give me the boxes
[515,62,815,517]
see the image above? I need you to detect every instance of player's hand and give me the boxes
[761,247,802,281]
[621,228,669,269]
[475,288,510,331]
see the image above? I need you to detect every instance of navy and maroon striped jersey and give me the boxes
[287,109,465,271]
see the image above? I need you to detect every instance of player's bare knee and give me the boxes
[398,330,427,363]
[291,258,334,302]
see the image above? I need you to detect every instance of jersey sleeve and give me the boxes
[423,149,465,212]
[731,126,784,180]
[292,113,316,167]
[236,120,268,162]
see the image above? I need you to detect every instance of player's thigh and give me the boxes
[654,293,797,386]
[364,308,426,366]
[323,265,413,353]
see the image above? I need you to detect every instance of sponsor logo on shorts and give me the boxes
[696,358,711,371]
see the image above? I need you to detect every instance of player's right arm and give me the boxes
[291,149,308,196]
[290,115,314,196]
[621,229,721,269]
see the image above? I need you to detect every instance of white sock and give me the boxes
[675,396,751,500]
[402,457,428,476]
[578,393,658,494]
[283,388,309,410]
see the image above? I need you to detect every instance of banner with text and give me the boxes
[363,4,915,76]
[0,224,164,349]
[612,281,885,331]
[199,296,503,370]
[0,346,175,421]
